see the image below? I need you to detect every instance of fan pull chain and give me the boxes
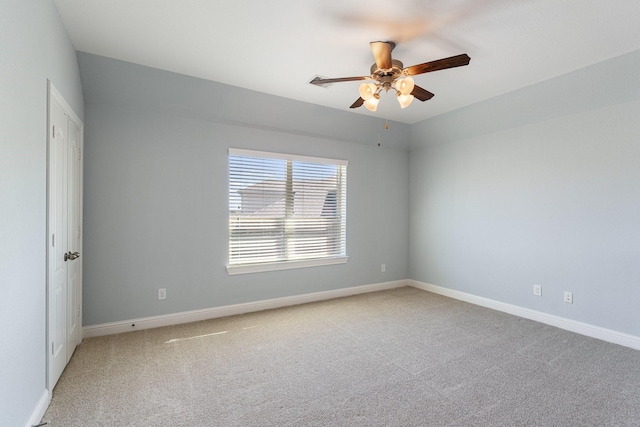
[385,91,389,130]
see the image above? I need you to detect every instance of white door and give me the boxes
[49,93,68,387]
[48,82,83,390]
[66,118,81,359]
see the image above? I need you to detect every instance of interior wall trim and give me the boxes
[83,280,409,339]
[409,280,640,351]
[26,389,50,427]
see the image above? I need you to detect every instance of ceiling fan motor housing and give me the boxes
[371,59,404,78]
[371,59,406,91]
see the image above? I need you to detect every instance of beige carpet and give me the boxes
[43,287,640,426]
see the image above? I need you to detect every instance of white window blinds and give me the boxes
[228,148,347,273]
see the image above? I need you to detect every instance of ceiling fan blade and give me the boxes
[350,97,365,109]
[411,85,435,102]
[310,76,369,85]
[370,41,395,70]
[404,53,470,76]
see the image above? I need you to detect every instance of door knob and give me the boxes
[64,251,80,261]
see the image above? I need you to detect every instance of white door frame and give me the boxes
[46,80,84,390]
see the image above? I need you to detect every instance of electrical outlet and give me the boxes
[158,288,167,300]
[381,264,386,272]
[533,284,542,296]
[563,291,573,304]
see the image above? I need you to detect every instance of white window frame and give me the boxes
[227,148,348,275]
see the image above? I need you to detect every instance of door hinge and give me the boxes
[52,234,55,247]
[78,226,82,239]
[52,342,54,355]
[52,125,55,138]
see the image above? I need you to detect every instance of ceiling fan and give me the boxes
[310,41,470,112]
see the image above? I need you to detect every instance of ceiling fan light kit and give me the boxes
[358,82,377,101]
[363,93,380,112]
[310,41,470,114]
[397,92,414,108]
[396,76,415,95]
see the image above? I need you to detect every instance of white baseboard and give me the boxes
[83,278,640,350]
[83,280,408,338]
[409,280,640,351]
[26,389,50,427]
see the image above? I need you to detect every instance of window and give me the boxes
[227,148,348,275]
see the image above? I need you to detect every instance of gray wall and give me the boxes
[409,50,640,336]
[0,1,84,425]
[78,53,410,326]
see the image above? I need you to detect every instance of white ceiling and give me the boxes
[54,0,640,124]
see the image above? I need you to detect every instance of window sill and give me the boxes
[226,256,349,276]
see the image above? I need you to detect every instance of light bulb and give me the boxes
[397,93,414,109]
[364,95,379,112]
[358,83,377,101]
[395,76,415,96]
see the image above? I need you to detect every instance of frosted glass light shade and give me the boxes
[358,83,377,100]
[364,96,379,112]
[395,76,415,95]
[397,93,414,108]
